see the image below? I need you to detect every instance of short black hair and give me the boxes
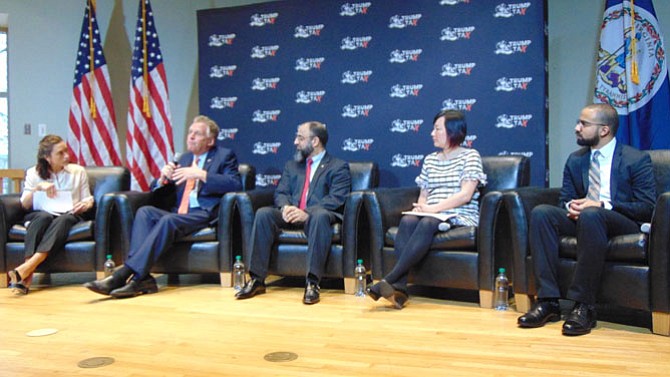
[434,110,467,148]
[306,121,329,147]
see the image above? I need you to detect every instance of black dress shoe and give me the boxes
[517,300,561,328]
[366,282,382,301]
[303,282,320,305]
[110,275,158,299]
[84,275,125,296]
[378,279,409,310]
[562,302,597,336]
[235,278,266,299]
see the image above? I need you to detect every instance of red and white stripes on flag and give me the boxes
[68,0,122,167]
[126,0,175,191]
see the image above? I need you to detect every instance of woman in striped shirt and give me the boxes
[366,110,487,309]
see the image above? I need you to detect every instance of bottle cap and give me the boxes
[357,259,363,264]
[106,254,112,259]
[235,255,242,261]
[499,268,505,273]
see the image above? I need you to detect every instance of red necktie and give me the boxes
[298,158,313,210]
[178,157,199,214]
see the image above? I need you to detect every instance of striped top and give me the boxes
[415,148,487,226]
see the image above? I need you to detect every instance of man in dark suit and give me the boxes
[517,103,656,335]
[235,121,351,304]
[85,115,242,298]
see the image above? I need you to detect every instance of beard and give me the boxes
[294,143,314,162]
[576,133,599,147]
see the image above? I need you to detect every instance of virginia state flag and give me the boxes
[594,0,670,149]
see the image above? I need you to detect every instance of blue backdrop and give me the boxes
[198,0,547,188]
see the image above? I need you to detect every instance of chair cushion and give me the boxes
[385,225,477,250]
[559,233,648,263]
[277,222,342,244]
[178,226,217,243]
[9,220,94,243]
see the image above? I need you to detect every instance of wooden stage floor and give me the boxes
[1,273,668,376]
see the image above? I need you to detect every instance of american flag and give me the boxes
[68,0,122,167]
[126,0,174,191]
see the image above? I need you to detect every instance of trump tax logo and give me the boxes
[495,40,532,55]
[252,110,281,123]
[210,97,237,109]
[252,142,281,155]
[342,138,374,152]
[494,2,532,18]
[208,34,236,46]
[389,14,422,29]
[256,174,282,187]
[440,27,475,41]
[249,13,278,27]
[296,91,325,104]
[251,45,279,59]
[390,84,423,98]
[342,104,373,118]
[462,135,478,148]
[442,98,477,112]
[295,57,325,71]
[341,36,372,50]
[251,77,280,91]
[209,65,237,78]
[340,2,371,16]
[294,24,324,38]
[341,70,372,84]
[391,154,424,168]
[440,0,471,5]
[390,119,423,133]
[441,63,476,77]
[495,114,533,128]
[495,77,533,91]
[389,49,423,63]
[218,128,239,141]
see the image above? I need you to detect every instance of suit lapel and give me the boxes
[610,143,623,199]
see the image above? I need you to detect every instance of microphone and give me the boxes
[172,151,183,166]
[161,152,183,185]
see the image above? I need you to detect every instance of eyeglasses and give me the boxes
[576,119,606,128]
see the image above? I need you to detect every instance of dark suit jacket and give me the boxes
[151,145,242,217]
[274,152,351,218]
[559,142,656,223]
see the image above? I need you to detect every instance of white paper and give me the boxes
[401,211,457,222]
[33,190,73,215]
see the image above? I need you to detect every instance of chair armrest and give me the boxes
[0,194,24,272]
[234,188,276,258]
[503,187,561,294]
[342,191,366,278]
[477,191,504,291]
[218,192,239,272]
[112,191,155,259]
[650,191,670,313]
[364,187,420,278]
[94,193,121,270]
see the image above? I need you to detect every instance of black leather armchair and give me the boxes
[0,166,130,287]
[503,150,670,335]
[106,163,255,286]
[231,162,379,293]
[365,156,530,307]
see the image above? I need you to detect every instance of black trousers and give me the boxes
[384,215,441,290]
[530,204,639,304]
[248,206,338,283]
[23,211,81,258]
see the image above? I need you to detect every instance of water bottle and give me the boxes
[103,254,115,277]
[233,255,246,291]
[354,259,366,297]
[494,267,509,311]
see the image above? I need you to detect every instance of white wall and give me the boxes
[1,0,669,186]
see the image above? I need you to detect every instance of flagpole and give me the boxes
[88,0,97,118]
[142,0,151,118]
